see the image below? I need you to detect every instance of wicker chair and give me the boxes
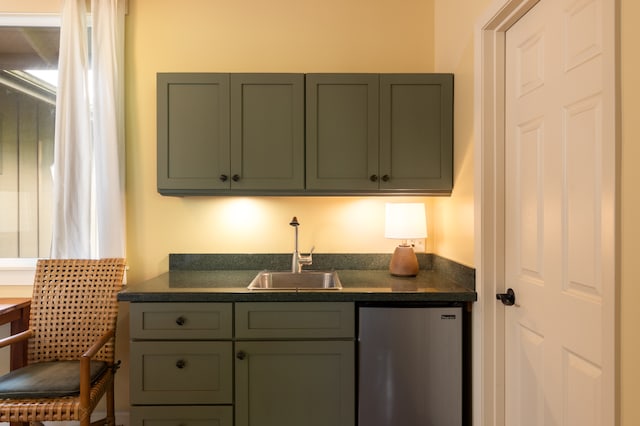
[0,258,126,426]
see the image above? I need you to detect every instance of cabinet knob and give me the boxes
[175,316,186,326]
[232,174,240,182]
[219,174,228,182]
[381,174,390,182]
[175,359,186,369]
[369,174,378,182]
[236,351,247,360]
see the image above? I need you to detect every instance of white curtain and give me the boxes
[92,0,126,258]
[51,0,91,258]
[51,0,126,259]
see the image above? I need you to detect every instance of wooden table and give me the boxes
[0,298,30,370]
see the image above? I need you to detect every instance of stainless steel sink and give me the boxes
[248,270,342,290]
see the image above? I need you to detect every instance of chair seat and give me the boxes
[0,360,108,399]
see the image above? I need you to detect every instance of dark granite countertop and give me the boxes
[118,254,477,304]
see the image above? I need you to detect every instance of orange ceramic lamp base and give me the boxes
[389,245,419,277]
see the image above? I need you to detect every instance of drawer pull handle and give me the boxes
[175,316,186,326]
[381,174,390,182]
[236,351,247,360]
[176,359,186,369]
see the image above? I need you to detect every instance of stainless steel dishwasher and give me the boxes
[358,306,462,426]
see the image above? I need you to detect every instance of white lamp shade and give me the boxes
[384,203,427,239]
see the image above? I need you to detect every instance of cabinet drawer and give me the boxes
[131,406,232,426]
[235,302,354,339]
[130,302,232,340]
[130,341,232,404]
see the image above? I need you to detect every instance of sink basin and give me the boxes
[248,270,342,290]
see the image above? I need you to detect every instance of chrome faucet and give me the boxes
[289,216,313,273]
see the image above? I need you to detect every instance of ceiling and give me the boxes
[0,27,59,70]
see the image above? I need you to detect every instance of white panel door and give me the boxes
[504,0,615,424]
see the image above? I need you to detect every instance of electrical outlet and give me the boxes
[412,239,426,253]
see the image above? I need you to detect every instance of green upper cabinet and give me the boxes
[158,72,453,195]
[230,74,304,191]
[157,73,304,195]
[306,73,453,194]
[157,73,230,193]
[380,74,453,192]
[305,74,380,191]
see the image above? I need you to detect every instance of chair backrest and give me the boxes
[27,258,126,364]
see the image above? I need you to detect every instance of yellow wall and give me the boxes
[430,0,488,267]
[620,0,640,424]
[0,0,60,12]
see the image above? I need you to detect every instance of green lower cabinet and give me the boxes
[129,302,356,426]
[131,405,233,426]
[234,340,355,426]
[130,341,233,405]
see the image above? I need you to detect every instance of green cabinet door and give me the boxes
[380,74,453,191]
[230,74,304,191]
[235,340,355,426]
[157,73,230,194]
[306,74,379,191]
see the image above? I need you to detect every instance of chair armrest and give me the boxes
[79,329,116,409]
[81,329,115,360]
[0,329,33,349]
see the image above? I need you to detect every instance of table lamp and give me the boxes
[385,203,427,277]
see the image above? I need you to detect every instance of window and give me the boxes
[0,15,59,283]
[1,8,126,280]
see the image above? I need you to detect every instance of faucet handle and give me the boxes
[300,246,314,259]
[298,247,314,271]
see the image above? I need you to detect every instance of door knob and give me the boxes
[496,288,516,306]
